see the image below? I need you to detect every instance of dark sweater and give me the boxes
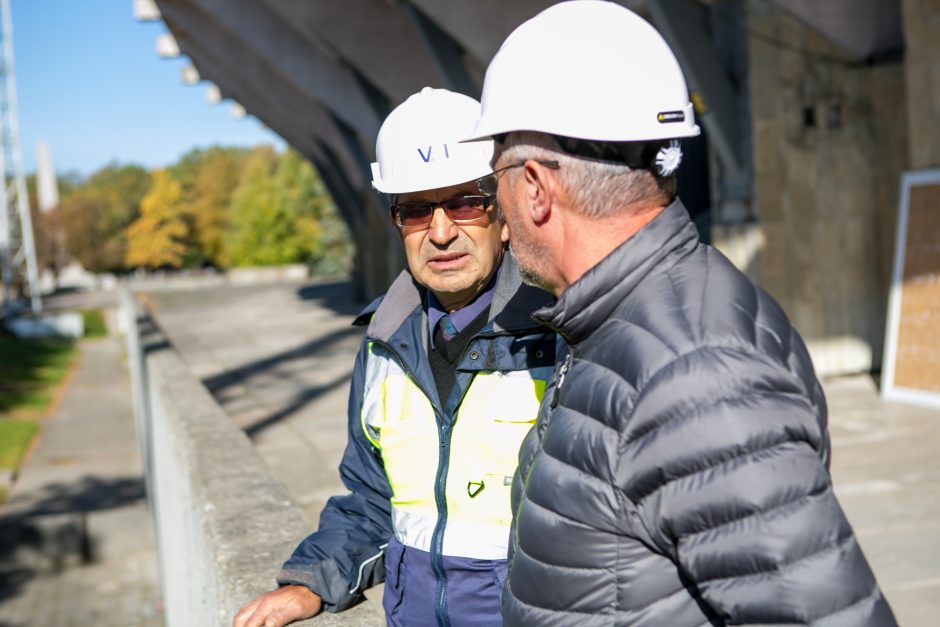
[428,305,491,407]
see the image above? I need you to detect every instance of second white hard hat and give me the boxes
[466,0,700,143]
[371,87,494,194]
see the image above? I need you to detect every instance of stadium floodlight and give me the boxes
[133,0,161,21]
[205,83,222,104]
[181,64,200,85]
[156,32,180,58]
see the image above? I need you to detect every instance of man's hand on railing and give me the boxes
[233,584,323,627]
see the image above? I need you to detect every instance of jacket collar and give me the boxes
[361,249,554,344]
[533,199,700,345]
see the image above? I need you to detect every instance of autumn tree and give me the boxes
[125,169,188,269]
[171,146,246,267]
[50,147,352,276]
[57,164,150,273]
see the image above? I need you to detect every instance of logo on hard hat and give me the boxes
[657,111,686,124]
[417,144,451,163]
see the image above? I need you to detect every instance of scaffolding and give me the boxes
[0,0,39,315]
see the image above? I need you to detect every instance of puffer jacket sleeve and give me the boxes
[276,335,393,612]
[627,344,896,626]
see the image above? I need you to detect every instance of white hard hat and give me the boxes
[467,0,700,143]
[371,87,494,194]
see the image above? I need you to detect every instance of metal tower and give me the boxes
[0,0,40,315]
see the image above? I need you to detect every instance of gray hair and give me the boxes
[496,132,676,218]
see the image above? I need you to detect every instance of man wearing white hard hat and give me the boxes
[465,2,896,626]
[234,87,555,627]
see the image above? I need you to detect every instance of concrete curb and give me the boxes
[126,291,383,626]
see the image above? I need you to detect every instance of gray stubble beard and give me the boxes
[509,246,553,293]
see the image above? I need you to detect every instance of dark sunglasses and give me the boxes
[390,195,496,228]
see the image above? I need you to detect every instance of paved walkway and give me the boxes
[148,279,940,626]
[827,375,940,626]
[0,328,163,626]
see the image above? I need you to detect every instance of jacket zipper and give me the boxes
[374,326,548,627]
[432,421,454,627]
[551,352,573,408]
[372,338,453,626]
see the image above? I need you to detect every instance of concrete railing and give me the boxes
[119,288,384,627]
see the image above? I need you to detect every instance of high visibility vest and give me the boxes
[360,340,552,559]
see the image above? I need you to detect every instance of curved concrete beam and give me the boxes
[157,0,368,190]
[261,0,444,105]
[159,0,382,140]
[409,0,557,65]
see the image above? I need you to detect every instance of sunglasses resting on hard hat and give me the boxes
[390,195,498,228]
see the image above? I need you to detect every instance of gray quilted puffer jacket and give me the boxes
[503,200,896,626]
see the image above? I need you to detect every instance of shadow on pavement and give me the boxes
[244,369,354,438]
[203,327,362,399]
[0,475,147,607]
[149,278,368,440]
[295,279,366,317]
[1,476,145,517]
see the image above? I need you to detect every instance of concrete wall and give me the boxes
[902,0,940,169]
[742,0,910,376]
[121,290,384,626]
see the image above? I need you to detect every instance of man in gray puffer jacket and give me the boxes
[463,2,897,625]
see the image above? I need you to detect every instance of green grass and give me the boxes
[0,419,39,469]
[0,332,81,505]
[0,336,77,416]
[81,308,108,338]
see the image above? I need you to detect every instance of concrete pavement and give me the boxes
[827,375,940,626]
[0,327,163,626]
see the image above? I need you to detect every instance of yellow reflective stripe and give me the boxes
[361,342,439,512]
[392,506,509,560]
[445,369,548,527]
[360,342,552,549]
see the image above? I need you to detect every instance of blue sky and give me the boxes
[13,0,284,178]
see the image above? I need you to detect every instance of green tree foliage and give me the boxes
[125,169,188,269]
[57,164,150,273]
[45,147,352,275]
[225,147,281,266]
[226,147,348,268]
[170,146,247,267]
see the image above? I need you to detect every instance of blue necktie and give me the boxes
[439,315,458,342]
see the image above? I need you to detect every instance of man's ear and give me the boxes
[523,161,554,225]
[500,221,510,243]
